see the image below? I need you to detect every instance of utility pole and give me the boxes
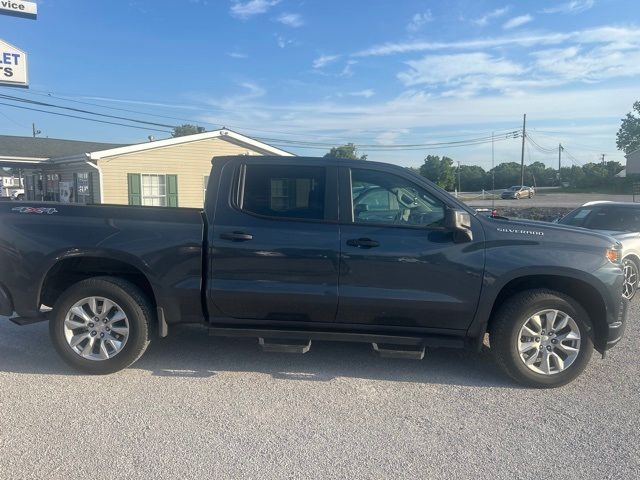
[558,143,563,185]
[32,123,41,138]
[491,132,495,210]
[520,114,526,186]
[601,153,606,166]
[457,161,461,193]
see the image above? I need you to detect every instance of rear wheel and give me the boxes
[491,289,593,388]
[622,257,638,300]
[49,277,152,374]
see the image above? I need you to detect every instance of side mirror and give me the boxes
[445,208,473,242]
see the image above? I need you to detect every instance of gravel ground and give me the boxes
[0,300,638,479]
[467,192,635,208]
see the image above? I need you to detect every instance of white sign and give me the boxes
[0,39,28,87]
[0,1,37,19]
[59,182,72,203]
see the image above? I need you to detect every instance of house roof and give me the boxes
[0,135,124,161]
[86,128,294,159]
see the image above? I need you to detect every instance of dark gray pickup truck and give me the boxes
[0,156,629,387]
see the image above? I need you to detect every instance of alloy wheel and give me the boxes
[63,296,130,361]
[622,259,638,300]
[517,309,581,375]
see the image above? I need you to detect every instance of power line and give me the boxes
[265,136,515,152]
[256,132,517,149]
[0,93,177,129]
[0,101,172,133]
[2,87,524,145]
[526,134,557,154]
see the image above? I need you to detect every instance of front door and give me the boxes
[336,166,485,331]
[208,159,339,324]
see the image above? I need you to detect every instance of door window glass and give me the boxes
[241,165,325,220]
[351,169,445,227]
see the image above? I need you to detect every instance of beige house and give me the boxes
[17,129,293,208]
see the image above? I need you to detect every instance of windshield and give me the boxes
[559,206,640,232]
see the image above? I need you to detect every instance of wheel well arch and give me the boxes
[487,274,608,350]
[40,256,158,315]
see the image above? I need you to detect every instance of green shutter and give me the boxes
[127,173,141,205]
[166,174,178,207]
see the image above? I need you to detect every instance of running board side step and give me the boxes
[259,338,311,354]
[372,343,425,360]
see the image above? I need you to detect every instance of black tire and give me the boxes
[49,276,153,374]
[491,289,594,388]
[622,257,639,301]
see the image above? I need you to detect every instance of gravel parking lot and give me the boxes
[468,192,635,208]
[1,300,638,479]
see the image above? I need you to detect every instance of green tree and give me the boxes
[525,161,547,187]
[172,124,206,137]
[459,165,487,191]
[490,162,521,189]
[419,155,456,190]
[324,143,367,160]
[616,101,640,154]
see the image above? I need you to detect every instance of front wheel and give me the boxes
[622,257,638,300]
[491,289,593,388]
[49,277,153,374]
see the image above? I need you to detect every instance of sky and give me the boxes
[1,0,639,170]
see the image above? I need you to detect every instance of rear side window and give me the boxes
[240,164,326,220]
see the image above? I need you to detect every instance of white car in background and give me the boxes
[558,201,640,300]
[11,190,25,200]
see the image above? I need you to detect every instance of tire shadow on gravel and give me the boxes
[0,320,515,388]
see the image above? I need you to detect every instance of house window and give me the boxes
[141,174,167,206]
[127,173,178,207]
[204,175,209,202]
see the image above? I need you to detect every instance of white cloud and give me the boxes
[532,44,640,82]
[503,14,533,30]
[353,25,640,57]
[471,6,510,27]
[237,82,265,99]
[194,85,636,166]
[230,0,280,19]
[313,54,340,69]
[407,11,433,32]
[542,0,595,14]
[275,34,292,48]
[227,51,248,59]
[393,29,640,97]
[276,12,304,28]
[398,53,525,87]
[340,60,357,77]
[349,89,375,98]
[375,129,410,145]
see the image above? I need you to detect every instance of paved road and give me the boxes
[1,300,638,479]
[466,192,635,208]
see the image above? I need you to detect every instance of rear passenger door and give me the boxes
[208,158,340,324]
